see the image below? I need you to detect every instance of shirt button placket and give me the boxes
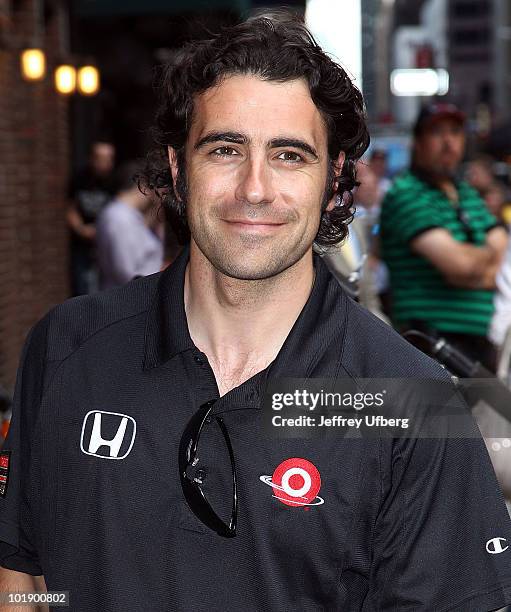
[191,352,218,403]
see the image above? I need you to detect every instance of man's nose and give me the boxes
[235,157,276,205]
[443,131,461,150]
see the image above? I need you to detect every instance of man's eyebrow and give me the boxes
[194,133,319,159]
[269,138,318,159]
[194,131,248,149]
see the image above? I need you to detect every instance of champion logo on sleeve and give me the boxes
[486,537,509,554]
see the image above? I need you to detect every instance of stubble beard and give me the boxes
[189,201,314,281]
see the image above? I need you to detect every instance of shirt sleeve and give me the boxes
[97,208,144,285]
[382,186,442,245]
[0,320,48,575]
[367,406,511,611]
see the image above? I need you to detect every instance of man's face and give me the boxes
[170,74,343,280]
[90,143,115,177]
[370,153,386,178]
[467,161,493,192]
[354,162,379,208]
[414,118,465,177]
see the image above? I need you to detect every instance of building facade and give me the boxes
[0,0,70,390]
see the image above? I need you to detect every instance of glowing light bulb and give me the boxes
[55,65,77,95]
[77,66,100,96]
[21,49,46,81]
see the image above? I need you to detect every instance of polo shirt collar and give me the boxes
[143,245,194,369]
[143,244,348,379]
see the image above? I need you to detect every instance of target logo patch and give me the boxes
[259,458,324,507]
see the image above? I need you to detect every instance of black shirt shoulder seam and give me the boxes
[41,307,150,404]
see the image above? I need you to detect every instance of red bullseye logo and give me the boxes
[259,458,324,507]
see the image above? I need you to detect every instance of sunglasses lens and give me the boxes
[179,404,237,537]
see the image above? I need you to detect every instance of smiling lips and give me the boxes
[224,219,285,232]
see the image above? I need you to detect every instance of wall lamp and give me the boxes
[53,63,100,96]
[20,48,46,81]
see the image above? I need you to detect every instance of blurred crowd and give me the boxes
[327,103,511,384]
[66,142,179,297]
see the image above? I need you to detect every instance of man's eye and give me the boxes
[212,147,238,157]
[277,151,303,163]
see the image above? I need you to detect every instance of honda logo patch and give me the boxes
[80,411,136,460]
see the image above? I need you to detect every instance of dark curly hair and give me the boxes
[139,11,370,248]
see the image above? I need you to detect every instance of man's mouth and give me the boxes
[440,149,455,158]
[223,219,285,232]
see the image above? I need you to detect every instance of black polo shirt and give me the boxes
[1,246,510,611]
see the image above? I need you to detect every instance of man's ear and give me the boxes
[167,146,181,201]
[325,151,346,212]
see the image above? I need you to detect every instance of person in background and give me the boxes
[467,154,495,196]
[321,162,388,321]
[353,161,391,314]
[96,162,163,290]
[467,154,507,221]
[352,162,390,301]
[66,141,116,296]
[369,148,392,199]
[380,103,508,371]
[485,182,507,221]
[354,160,381,227]
[489,235,511,350]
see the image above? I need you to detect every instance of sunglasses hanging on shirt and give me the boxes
[179,399,238,538]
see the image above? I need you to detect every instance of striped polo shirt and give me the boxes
[380,170,498,336]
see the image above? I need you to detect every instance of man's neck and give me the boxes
[184,242,316,395]
[117,190,144,211]
[411,164,459,202]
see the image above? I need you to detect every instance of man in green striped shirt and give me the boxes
[380,103,508,370]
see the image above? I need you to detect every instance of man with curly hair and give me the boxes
[1,12,510,612]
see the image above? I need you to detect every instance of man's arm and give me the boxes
[0,566,37,591]
[411,226,508,290]
[65,205,96,241]
[0,567,43,611]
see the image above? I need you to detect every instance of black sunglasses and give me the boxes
[178,400,238,538]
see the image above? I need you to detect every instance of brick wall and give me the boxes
[0,0,70,391]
